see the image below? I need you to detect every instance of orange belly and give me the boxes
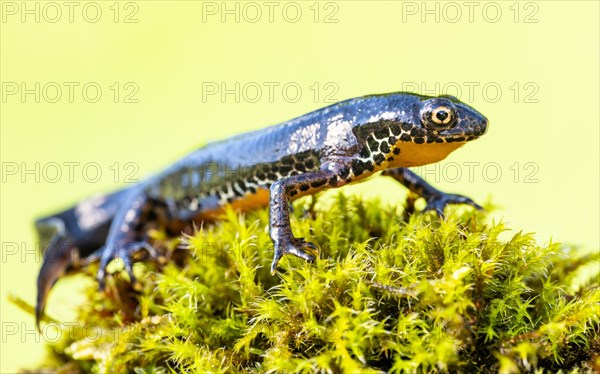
[195,189,271,221]
[388,141,466,168]
[191,140,465,222]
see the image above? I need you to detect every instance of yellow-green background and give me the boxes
[1,1,598,371]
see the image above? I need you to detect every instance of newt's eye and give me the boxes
[421,100,457,129]
[432,107,453,125]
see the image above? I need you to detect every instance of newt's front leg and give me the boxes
[383,167,482,216]
[269,167,345,272]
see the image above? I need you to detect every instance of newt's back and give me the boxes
[145,93,430,212]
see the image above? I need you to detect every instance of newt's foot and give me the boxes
[271,237,317,274]
[97,241,156,290]
[423,193,482,217]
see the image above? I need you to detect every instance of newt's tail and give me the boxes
[35,233,79,330]
[34,189,130,330]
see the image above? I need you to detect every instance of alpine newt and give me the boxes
[34,92,488,327]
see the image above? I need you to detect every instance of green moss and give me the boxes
[24,194,600,373]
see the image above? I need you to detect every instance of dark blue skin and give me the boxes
[34,92,488,328]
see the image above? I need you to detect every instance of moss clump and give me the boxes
[27,194,599,373]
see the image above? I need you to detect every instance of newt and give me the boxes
[34,92,488,327]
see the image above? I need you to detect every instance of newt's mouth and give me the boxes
[439,122,488,143]
[443,134,482,143]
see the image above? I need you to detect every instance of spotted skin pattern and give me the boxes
[33,92,488,327]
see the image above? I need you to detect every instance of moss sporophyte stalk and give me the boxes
[16,194,600,373]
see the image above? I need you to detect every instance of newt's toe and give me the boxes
[96,241,155,290]
[270,238,316,274]
[424,193,483,218]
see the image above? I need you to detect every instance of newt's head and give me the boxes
[417,95,488,142]
[383,94,489,167]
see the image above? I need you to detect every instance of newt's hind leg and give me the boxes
[383,168,482,217]
[269,167,345,273]
[96,194,159,289]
